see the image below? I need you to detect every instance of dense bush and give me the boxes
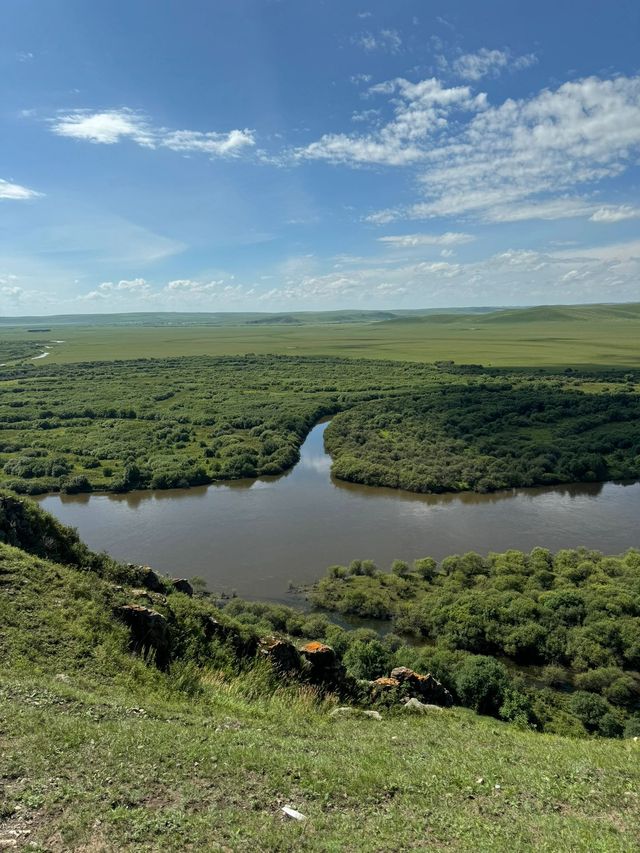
[0,354,448,493]
[325,384,640,493]
[311,547,640,736]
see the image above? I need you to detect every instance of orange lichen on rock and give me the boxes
[372,677,400,688]
[301,641,331,653]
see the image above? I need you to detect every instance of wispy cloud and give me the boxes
[378,232,475,247]
[0,178,43,200]
[298,78,485,166]
[351,29,402,54]
[449,48,537,81]
[589,205,640,223]
[328,73,640,223]
[50,108,256,157]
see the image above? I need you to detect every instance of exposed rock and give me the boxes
[329,706,357,718]
[136,565,165,593]
[300,641,336,668]
[329,706,382,721]
[203,616,258,658]
[390,667,453,707]
[170,578,194,596]
[402,697,444,713]
[115,604,170,669]
[300,641,358,699]
[260,637,302,674]
[130,588,153,602]
[362,709,383,721]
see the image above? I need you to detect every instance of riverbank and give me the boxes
[38,421,640,601]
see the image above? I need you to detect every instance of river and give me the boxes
[38,421,640,602]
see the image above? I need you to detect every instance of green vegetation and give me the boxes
[1,494,640,850]
[0,355,446,494]
[1,302,639,367]
[325,383,640,493]
[0,339,43,364]
[312,547,640,737]
[1,351,638,496]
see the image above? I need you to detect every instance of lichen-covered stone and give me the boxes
[389,667,453,707]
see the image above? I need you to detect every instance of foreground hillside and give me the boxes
[1,496,639,850]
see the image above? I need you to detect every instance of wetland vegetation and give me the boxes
[0,348,638,496]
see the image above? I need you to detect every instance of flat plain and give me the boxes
[1,303,639,368]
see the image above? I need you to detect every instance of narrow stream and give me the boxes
[38,421,640,602]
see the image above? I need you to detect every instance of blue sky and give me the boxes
[2,0,640,315]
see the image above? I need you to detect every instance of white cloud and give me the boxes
[351,74,640,222]
[414,75,640,219]
[589,205,640,223]
[82,278,153,300]
[161,128,255,156]
[352,29,402,54]
[298,78,486,166]
[165,278,224,293]
[0,178,43,200]
[480,198,598,223]
[52,109,155,146]
[364,208,399,224]
[378,231,475,247]
[479,199,640,224]
[550,238,640,262]
[51,109,255,158]
[1,284,23,299]
[451,48,536,81]
[10,234,640,314]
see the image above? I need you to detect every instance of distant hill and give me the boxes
[479,303,640,324]
[2,303,637,329]
[376,302,640,329]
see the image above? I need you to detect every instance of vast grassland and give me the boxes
[1,303,639,368]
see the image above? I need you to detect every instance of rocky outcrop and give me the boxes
[115,604,171,669]
[367,668,453,707]
[300,642,358,698]
[133,565,166,593]
[389,667,453,707]
[170,578,194,596]
[260,638,303,674]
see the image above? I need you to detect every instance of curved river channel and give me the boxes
[38,421,640,603]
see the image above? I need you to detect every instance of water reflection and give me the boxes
[39,422,639,602]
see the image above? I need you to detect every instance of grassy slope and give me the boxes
[1,303,639,368]
[1,533,640,850]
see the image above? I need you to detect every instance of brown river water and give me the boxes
[38,421,640,603]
